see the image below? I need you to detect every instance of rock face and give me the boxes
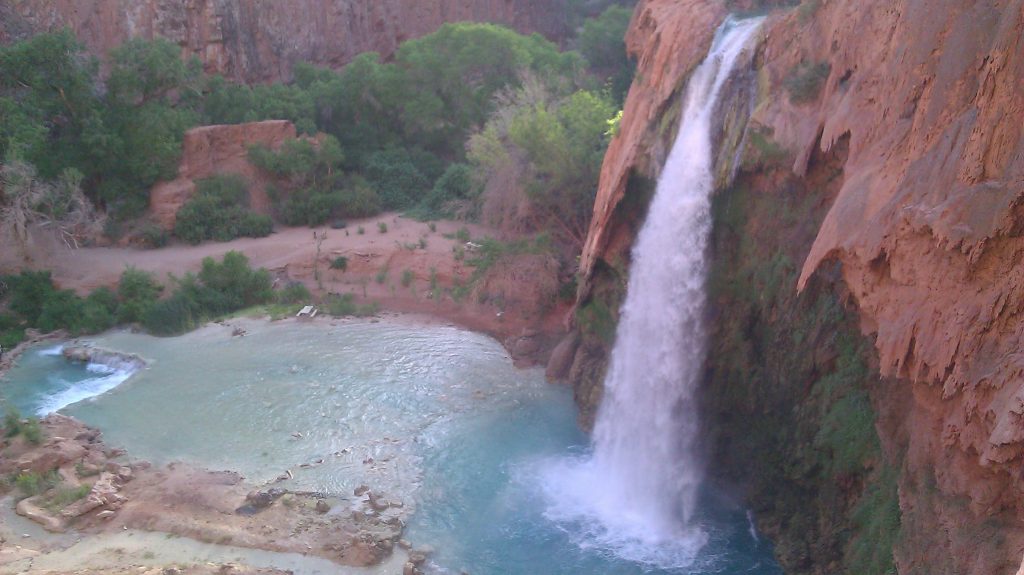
[2,0,568,83]
[149,120,297,229]
[566,0,1024,573]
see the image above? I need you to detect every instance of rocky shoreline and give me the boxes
[0,412,432,574]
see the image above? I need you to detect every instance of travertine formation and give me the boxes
[1,0,566,83]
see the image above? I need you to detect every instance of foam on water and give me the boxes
[538,16,764,569]
[34,362,137,416]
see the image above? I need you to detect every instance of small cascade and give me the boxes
[540,16,763,569]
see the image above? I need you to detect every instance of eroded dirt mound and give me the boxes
[149,120,298,230]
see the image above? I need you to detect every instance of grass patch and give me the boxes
[14,470,60,498]
[324,293,379,317]
[44,484,91,512]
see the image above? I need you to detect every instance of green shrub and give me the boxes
[141,252,273,336]
[375,268,389,284]
[174,175,272,244]
[785,62,831,104]
[137,223,169,248]
[363,149,430,209]
[142,289,202,336]
[44,484,91,511]
[414,163,477,218]
[377,222,388,234]
[117,267,162,324]
[277,282,311,304]
[357,226,365,235]
[325,293,378,317]
[4,270,56,324]
[21,418,43,445]
[81,288,118,333]
[14,470,58,497]
[455,226,471,242]
[3,407,23,438]
[36,289,86,333]
[330,256,348,271]
[401,269,414,288]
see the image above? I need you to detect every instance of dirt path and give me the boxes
[2,214,569,361]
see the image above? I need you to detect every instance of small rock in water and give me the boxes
[315,499,330,514]
[354,485,370,496]
[403,562,416,575]
[398,539,412,550]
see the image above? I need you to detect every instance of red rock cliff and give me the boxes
[1,0,567,83]
[571,0,1024,573]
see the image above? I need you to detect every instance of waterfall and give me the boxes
[540,16,763,569]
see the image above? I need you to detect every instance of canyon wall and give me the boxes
[558,0,1024,573]
[0,0,567,83]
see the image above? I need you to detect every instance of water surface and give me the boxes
[1,319,781,574]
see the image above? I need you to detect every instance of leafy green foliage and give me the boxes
[117,267,162,323]
[142,252,273,336]
[250,137,381,225]
[0,33,200,218]
[361,148,432,209]
[4,270,56,324]
[44,484,91,511]
[277,282,311,304]
[470,82,615,249]
[14,469,59,497]
[577,5,636,104]
[413,163,478,219]
[203,76,316,134]
[330,257,348,271]
[2,407,42,444]
[324,293,379,317]
[174,175,273,244]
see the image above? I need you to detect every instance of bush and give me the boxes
[325,293,378,317]
[378,222,388,234]
[141,252,273,336]
[4,270,56,324]
[330,257,348,271]
[137,223,169,248]
[21,418,43,445]
[81,288,118,333]
[36,289,86,333]
[277,282,311,304]
[117,267,162,324]
[14,470,58,497]
[45,484,91,511]
[363,149,430,209]
[4,407,23,438]
[173,175,272,244]
[401,269,415,288]
[414,163,477,219]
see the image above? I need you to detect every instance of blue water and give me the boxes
[403,383,782,575]
[1,323,782,575]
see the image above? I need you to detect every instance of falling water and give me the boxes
[541,16,763,569]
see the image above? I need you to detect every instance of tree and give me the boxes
[578,5,636,104]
